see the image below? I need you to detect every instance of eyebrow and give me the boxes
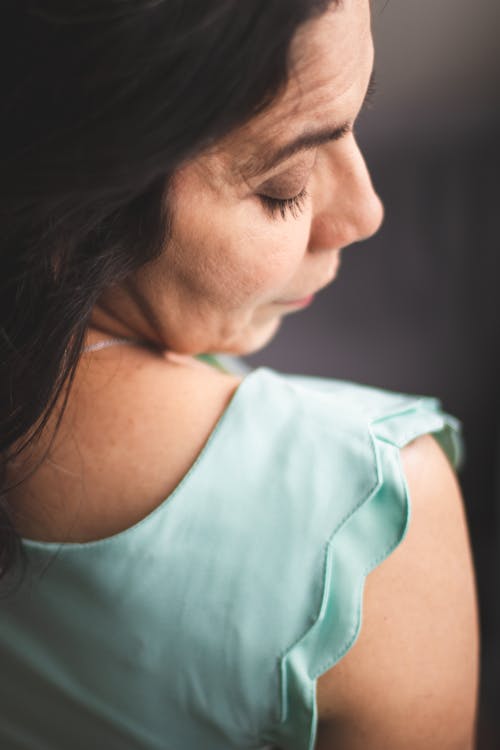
[238,69,377,180]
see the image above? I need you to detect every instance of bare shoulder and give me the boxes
[10,350,243,543]
[315,435,479,750]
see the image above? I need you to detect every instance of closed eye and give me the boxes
[258,187,309,220]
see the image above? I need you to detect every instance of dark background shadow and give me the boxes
[246,1,500,745]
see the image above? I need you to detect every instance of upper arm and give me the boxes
[315,434,479,750]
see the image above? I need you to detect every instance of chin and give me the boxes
[226,318,282,357]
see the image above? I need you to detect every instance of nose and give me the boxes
[308,135,384,252]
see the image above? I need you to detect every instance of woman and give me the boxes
[0,1,479,748]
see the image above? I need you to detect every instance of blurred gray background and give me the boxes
[246,1,500,745]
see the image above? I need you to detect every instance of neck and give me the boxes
[88,280,167,352]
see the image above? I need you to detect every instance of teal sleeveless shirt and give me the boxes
[0,366,462,750]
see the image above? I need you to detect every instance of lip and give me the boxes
[277,251,342,308]
[277,294,316,307]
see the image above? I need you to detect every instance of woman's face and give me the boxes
[96,0,383,356]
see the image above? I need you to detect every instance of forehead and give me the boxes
[267,2,372,130]
[212,0,373,181]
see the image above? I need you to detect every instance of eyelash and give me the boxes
[258,187,309,221]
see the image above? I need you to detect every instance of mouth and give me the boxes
[276,251,342,308]
[276,294,316,308]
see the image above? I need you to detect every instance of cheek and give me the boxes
[224,217,310,305]
[170,193,311,308]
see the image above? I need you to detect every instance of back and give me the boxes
[0,365,472,750]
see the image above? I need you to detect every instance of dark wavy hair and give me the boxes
[0,0,335,583]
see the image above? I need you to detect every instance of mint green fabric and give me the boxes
[0,367,462,750]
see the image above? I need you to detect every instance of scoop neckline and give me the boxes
[20,366,265,551]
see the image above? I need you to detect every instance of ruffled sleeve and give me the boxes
[260,375,463,750]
